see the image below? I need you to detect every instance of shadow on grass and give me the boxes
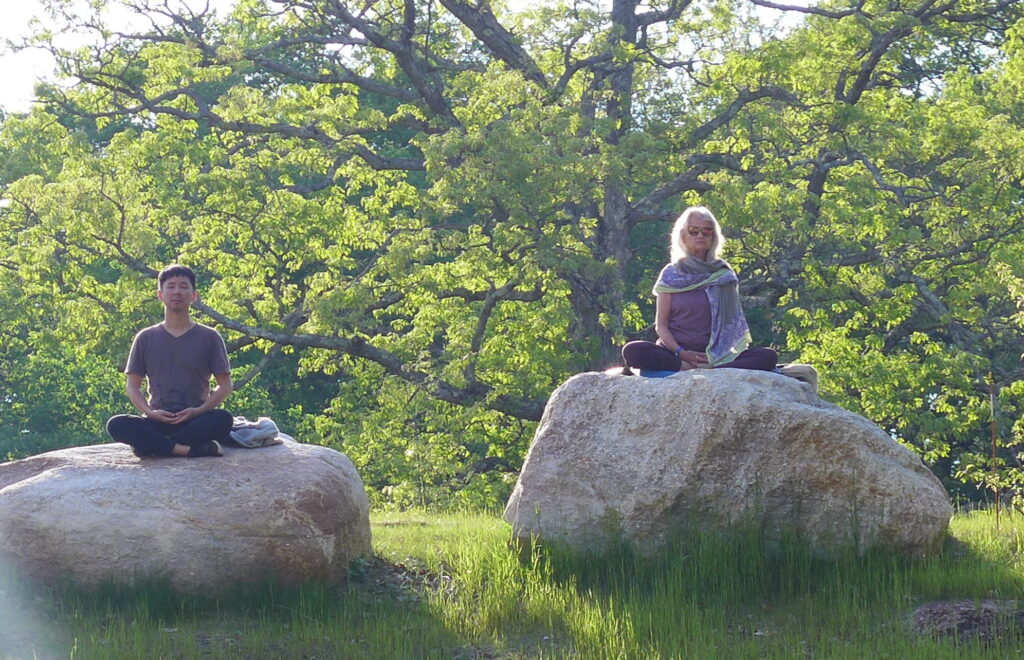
[0,557,465,659]
[519,521,1024,658]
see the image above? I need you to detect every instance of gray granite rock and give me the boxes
[504,369,951,556]
[0,439,371,593]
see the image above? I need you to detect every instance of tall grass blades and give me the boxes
[0,509,1022,658]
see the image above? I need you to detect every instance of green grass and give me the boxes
[2,509,1024,658]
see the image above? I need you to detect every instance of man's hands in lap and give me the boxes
[146,408,202,424]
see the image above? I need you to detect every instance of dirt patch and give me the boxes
[348,556,453,601]
[912,600,1024,642]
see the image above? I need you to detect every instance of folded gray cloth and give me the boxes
[776,363,818,392]
[229,416,285,448]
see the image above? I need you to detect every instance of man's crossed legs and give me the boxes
[106,409,232,458]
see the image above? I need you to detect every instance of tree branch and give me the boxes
[438,0,548,88]
[687,86,802,147]
[637,0,695,27]
[748,0,868,19]
[192,300,545,420]
[325,0,462,126]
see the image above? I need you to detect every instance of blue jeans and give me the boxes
[106,409,233,456]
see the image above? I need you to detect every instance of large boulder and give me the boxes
[0,439,371,593]
[504,370,951,557]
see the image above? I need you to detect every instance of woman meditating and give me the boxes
[622,206,777,373]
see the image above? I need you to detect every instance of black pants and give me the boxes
[622,341,778,372]
[106,410,233,456]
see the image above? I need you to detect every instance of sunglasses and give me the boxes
[687,227,714,237]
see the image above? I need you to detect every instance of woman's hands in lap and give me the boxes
[679,350,708,369]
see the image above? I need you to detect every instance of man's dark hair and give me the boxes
[158,264,197,289]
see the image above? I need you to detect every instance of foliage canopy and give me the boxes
[2,0,1024,506]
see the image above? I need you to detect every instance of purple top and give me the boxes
[653,259,751,365]
[666,289,712,351]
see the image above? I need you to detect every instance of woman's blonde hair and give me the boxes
[670,206,725,262]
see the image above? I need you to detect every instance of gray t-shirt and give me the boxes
[125,323,231,413]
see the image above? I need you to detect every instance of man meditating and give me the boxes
[106,264,233,458]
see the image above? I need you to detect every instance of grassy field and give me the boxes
[2,508,1023,659]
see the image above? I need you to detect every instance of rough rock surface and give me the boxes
[0,439,371,593]
[504,370,951,556]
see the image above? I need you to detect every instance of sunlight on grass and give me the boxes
[1,509,1023,658]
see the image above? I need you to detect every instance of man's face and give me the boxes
[157,275,198,311]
